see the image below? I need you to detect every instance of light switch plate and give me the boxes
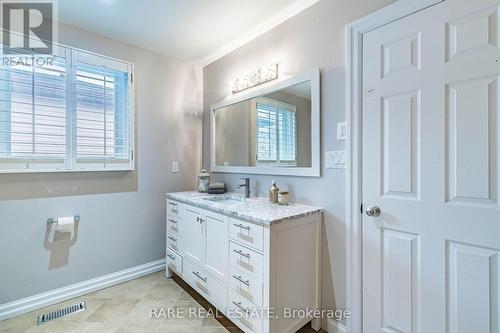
[339,151,346,167]
[337,121,347,141]
[326,151,346,169]
[172,161,179,173]
[326,151,335,168]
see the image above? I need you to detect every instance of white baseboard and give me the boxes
[328,319,347,333]
[0,259,166,321]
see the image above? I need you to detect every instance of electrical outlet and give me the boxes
[337,121,347,141]
[171,161,179,173]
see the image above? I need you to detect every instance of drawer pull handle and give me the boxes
[192,271,207,282]
[233,223,251,230]
[168,236,177,242]
[169,202,178,206]
[167,254,176,260]
[168,219,178,223]
[233,249,250,258]
[233,275,250,286]
[232,301,249,314]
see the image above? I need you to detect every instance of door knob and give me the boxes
[365,205,381,217]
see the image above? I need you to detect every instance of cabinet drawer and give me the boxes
[167,234,182,253]
[167,199,183,218]
[230,218,264,251]
[166,249,182,275]
[167,215,182,236]
[229,267,263,307]
[228,291,263,333]
[230,242,264,281]
[184,259,227,310]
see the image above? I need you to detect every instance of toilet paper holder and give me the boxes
[47,215,80,224]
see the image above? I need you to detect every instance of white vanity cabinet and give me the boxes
[166,192,322,333]
[204,211,230,282]
[183,205,205,267]
[182,205,230,283]
[166,199,184,257]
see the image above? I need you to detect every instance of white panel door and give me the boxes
[184,206,205,267]
[204,211,229,283]
[362,0,500,332]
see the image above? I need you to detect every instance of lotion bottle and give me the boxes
[269,180,279,204]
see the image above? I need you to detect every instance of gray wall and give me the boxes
[0,24,202,303]
[203,0,393,327]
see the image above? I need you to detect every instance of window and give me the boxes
[0,46,134,172]
[256,97,297,166]
[0,54,67,160]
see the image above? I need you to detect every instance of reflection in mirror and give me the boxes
[214,81,312,168]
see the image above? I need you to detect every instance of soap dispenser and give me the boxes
[269,180,279,204]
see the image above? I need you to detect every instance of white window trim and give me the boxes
[0,42,135,174]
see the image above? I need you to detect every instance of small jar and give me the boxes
[278,191,289,206]
[198,169,210,193]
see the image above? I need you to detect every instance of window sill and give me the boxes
[0,166,134,174]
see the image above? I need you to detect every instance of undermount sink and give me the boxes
[203,194,246,204]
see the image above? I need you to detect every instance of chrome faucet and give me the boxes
[236,178,251,198]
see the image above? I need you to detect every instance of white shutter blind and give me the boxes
[257,103,278,161]
[74,60,130,163]
[0,52,68,171]
[256,98,297,165]
[278,108,296,162]
[0,45,133,173]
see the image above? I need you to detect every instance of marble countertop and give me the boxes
[166,191,322,226]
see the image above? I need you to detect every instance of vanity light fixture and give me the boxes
[230,63,278,93]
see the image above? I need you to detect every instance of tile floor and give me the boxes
[0,271,323,333]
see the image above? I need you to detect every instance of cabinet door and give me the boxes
[184,206,205,266]
[204,211,229,283]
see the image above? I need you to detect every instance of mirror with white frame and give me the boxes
[210,69,320,177]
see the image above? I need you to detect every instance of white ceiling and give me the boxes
[58,0,318,65]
